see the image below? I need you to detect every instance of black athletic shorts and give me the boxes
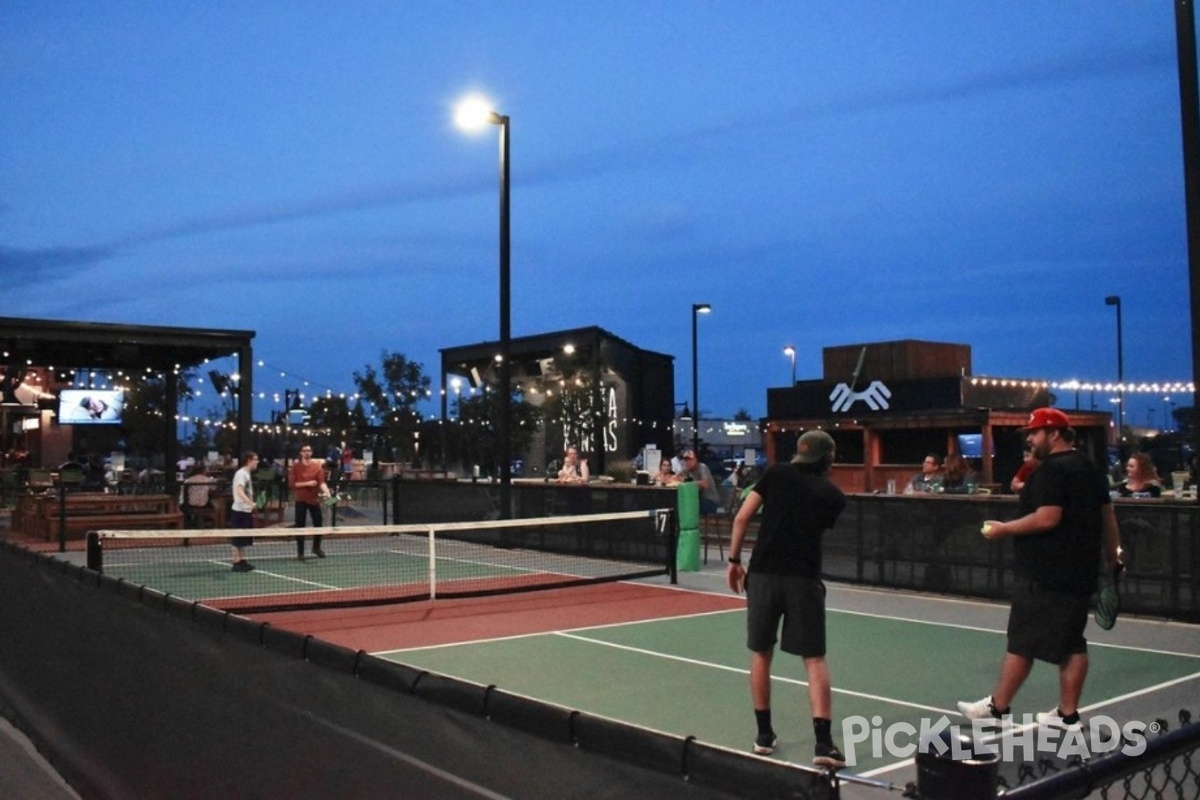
[1007,579,1089,664]
[745,572,826,658]
[230,509,255,548]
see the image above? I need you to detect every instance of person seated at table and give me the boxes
[1116,452,1162,498]
[556,445,590,484]
[652,457,678,486]
[940,452,976,494]
[184,464,216,509]
[56,452,86,489]
[680,449,721,514]
[1009,446,1040,493]
[80,452,108,492]
[904,453,942,494]
[728,462,759,491]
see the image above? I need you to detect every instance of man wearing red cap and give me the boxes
[958,407,1122,731]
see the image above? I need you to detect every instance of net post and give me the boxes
[391,474,401,523]
[86,532,102,572]
[428,527,437,600]
[57,483,68,553]
[665,509,679,585]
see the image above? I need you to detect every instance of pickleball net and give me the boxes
[85,509,676,613]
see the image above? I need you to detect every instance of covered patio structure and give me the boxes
[0,317,255,497]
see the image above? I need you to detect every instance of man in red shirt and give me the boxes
[289,442,329,560]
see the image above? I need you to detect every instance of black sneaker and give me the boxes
[231,560,255,572]
[314,547,326,558]
[753,732,777,755]
[813,742,846,769]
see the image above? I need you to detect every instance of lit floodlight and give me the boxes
[455,94,497,131]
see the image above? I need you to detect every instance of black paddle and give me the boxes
[1094,562,1125,630]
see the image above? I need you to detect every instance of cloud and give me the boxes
[0,244,116,282]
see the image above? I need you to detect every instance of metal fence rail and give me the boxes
[998,709,1200,799]
[826,495,1199,623]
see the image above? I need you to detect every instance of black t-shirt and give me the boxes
[1015,449,1110,594]
[747,462,846,578]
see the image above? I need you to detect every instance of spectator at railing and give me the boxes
[1115,452,1162,498]
[556,445,590,484]
[904,453,942,494]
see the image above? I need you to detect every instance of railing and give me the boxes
[1000,709,1199,799]
[818,494,1199,623]
[383,484,1198,622]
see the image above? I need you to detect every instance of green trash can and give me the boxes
[676,482,701,572]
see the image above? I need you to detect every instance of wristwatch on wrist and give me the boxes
[728,556,742,565]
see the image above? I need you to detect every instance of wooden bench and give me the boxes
[15,493,184,541]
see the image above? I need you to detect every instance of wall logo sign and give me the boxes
[829,380,892,413]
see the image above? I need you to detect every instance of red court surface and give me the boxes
[253,581,745,651]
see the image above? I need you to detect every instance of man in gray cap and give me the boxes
[726,429,847,768]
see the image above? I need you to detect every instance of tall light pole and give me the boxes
[457,95,512,518]
[691,303,711,456]
[1105,295,1124,446]
[783,345,796,385]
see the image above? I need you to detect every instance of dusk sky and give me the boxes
[1,3,1194,429]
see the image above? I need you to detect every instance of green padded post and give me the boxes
[676,482,701,571]
[676,482,699,530]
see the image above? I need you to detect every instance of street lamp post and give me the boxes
[691,303,711,457]
[783,345,796,385]
[282,389,301,474]
[1105,296,1124,446]
[457,95,513,518]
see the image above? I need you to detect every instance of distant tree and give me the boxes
[308,395,367,442]
[450,387,542,475]
[1173,405,1195,441]
[733,408,753,422]
[120,369,195,466]
[353,351,432,462]
[185,420,212,459]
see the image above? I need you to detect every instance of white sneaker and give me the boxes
[1036,707,1083,732]
[956,695,1009,723]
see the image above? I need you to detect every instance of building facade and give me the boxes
[764,340,1112,493]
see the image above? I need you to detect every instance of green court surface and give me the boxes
[379,594,1200,780]
[97,535,648,609]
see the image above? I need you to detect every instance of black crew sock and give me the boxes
[755,709,773,736]
[990,698,1011,717]
[813,717,833,747]
[1060,708,1080,725]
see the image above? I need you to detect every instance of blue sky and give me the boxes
[0,2,1192,428]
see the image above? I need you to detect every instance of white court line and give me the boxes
[859,669,1200,780]
[827,606,1200,660]
[830,609,1200,662]
[199,558,346,592]
[554,631,954,716]
[376,604,746,656]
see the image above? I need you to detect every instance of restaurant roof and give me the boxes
[0,317,254,372]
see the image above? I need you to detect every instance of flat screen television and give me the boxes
[58,388,125,425]
[957,433,985,459]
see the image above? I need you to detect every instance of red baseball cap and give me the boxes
[1021,407,1071,431]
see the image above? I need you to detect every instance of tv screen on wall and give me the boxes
[58,388,125,425]
[957,433,985,459]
